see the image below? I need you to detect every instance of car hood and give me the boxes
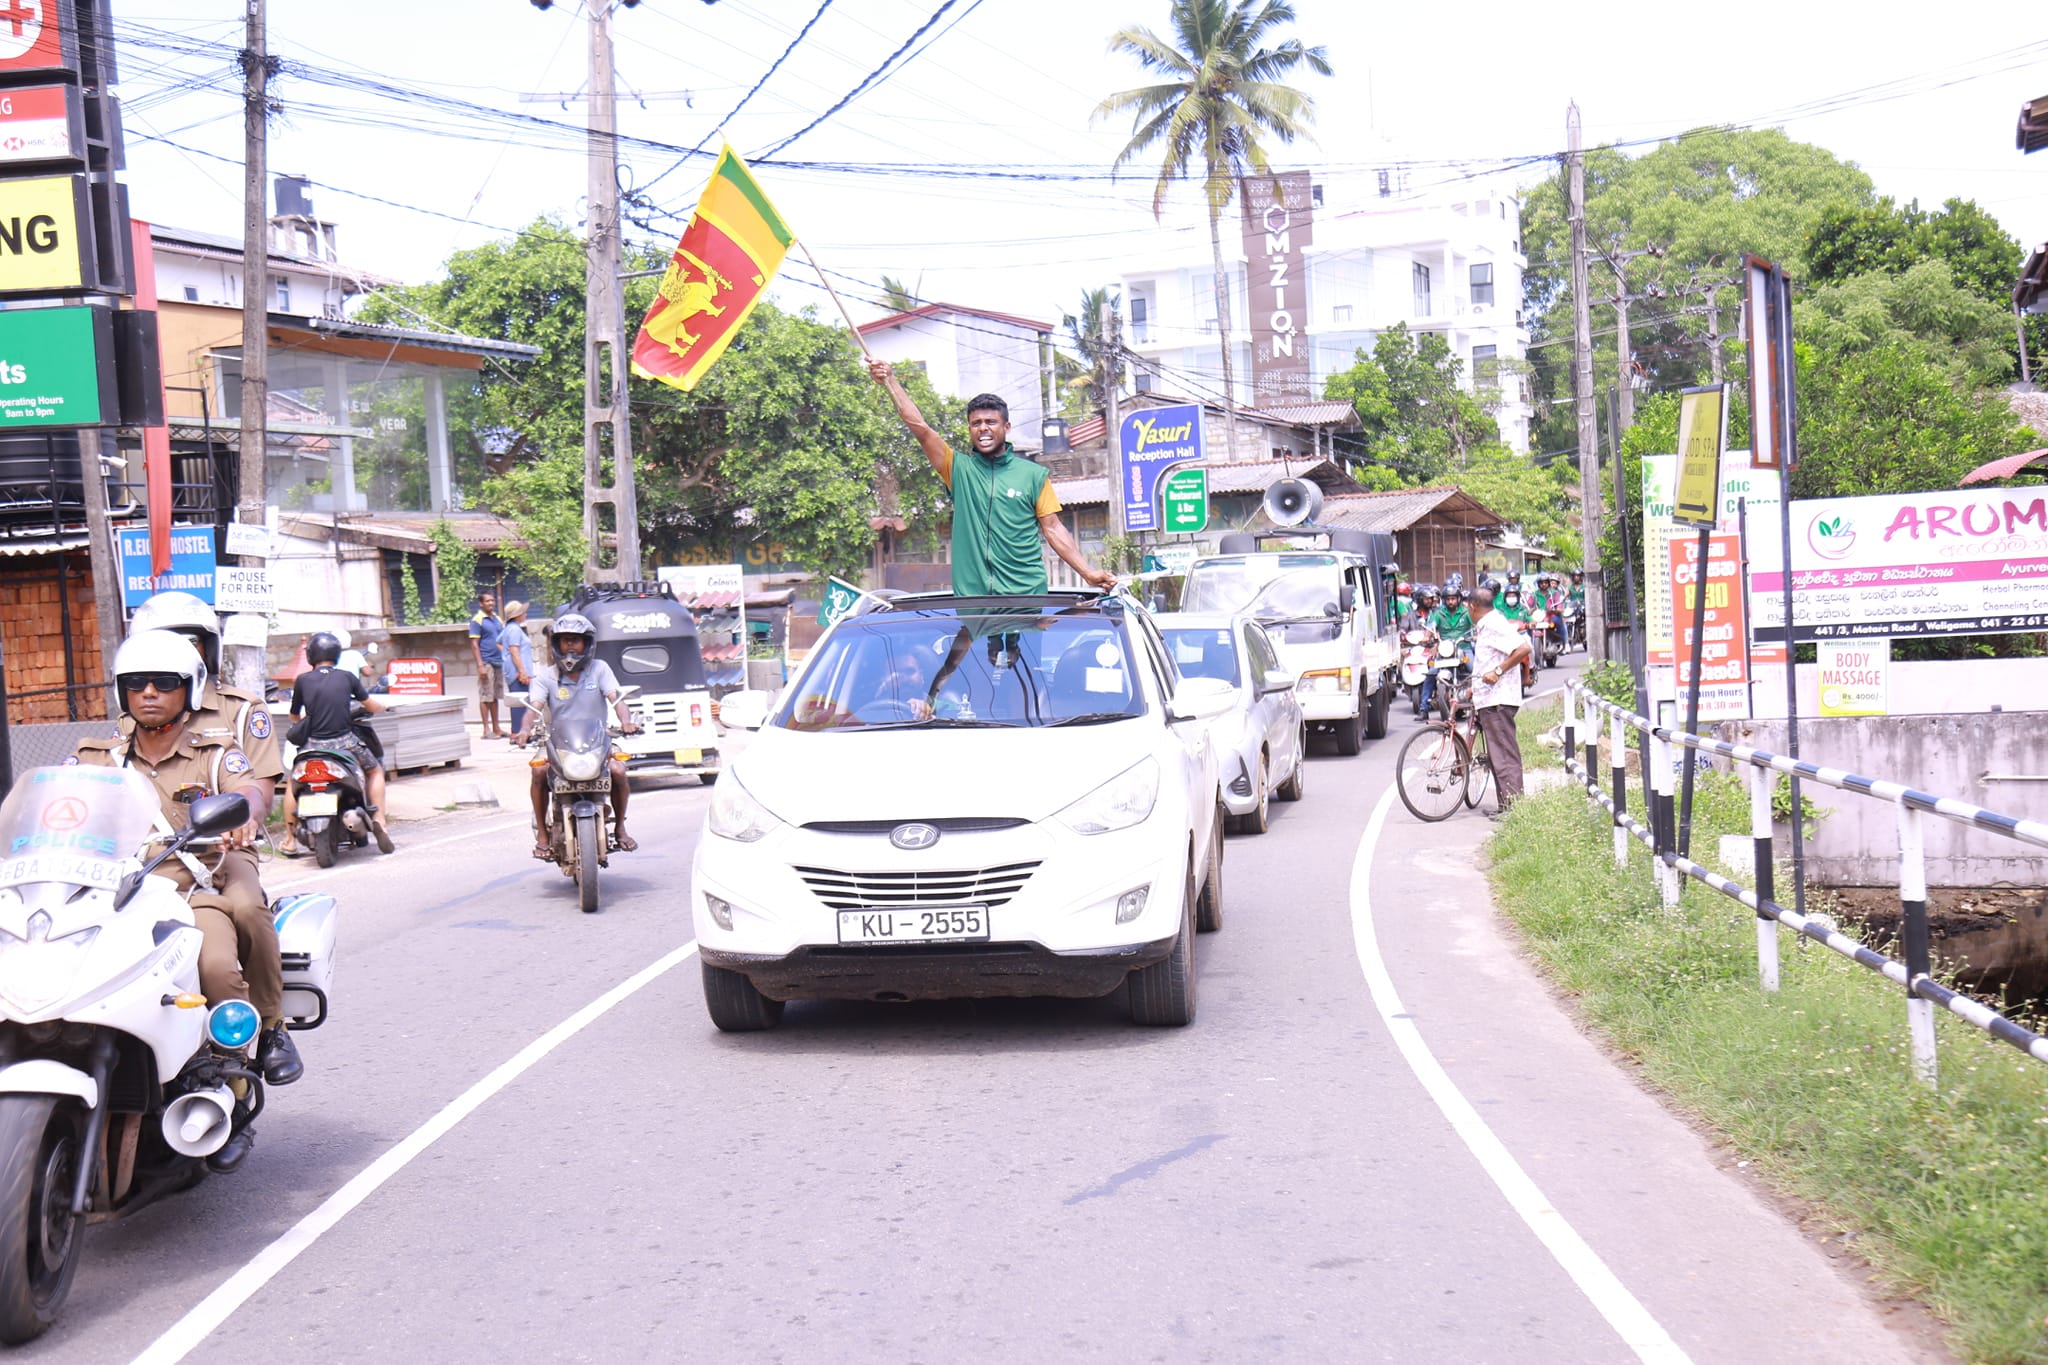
[730,723,1159,825]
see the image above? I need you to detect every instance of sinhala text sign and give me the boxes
[1117,404,1203,533]
[1641,449,1782,664]
[1749,485,2048,643]
[1669,533,1750,720]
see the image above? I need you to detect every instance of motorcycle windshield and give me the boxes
[548,711,610,760]
[0,766,158,889]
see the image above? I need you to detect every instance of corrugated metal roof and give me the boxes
[1317,486,1506,533]
[279,512,526,552]
[0,533,90,557]
[298,317,541,361]
[1252,401,1360,428]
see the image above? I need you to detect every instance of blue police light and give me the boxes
[206,999,261,1050]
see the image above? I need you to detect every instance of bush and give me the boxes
[1580,658,1637,709]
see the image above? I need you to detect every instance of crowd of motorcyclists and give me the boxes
[1394,566,1588,720]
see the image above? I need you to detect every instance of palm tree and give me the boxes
[880,274,920,313]
[1095,0,1329,457]
[1061,286,1124,416]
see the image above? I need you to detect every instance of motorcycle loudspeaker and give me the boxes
[1263,478,1322,527]
[161,1086,236,1157]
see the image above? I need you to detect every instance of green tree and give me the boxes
[1095,0,1330,429]
[1324,325,1498,481]
[426,521,478,625]
[880,274,919,312]
[1796,259,2014,389]
[1060,287,1123,418]
[1804,196,2021,305]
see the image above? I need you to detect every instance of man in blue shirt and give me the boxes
[469,592,507,739]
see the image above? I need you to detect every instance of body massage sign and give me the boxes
[1748,485,2048,643]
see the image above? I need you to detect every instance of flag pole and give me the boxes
[797,238,873,360]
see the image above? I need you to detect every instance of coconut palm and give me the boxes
[1061,286,1124,415]
[1095,0,1330,452]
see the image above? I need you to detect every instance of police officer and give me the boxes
[127,592,301,1086]
[73,631,270,1171]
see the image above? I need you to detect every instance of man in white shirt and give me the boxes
[1470,583,1531,815]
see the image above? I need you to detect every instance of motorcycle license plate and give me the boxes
[672,748,701,765]
[298,792,339,817]
[837,906,988,945]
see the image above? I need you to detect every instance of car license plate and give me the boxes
[836,906,988,945]
[672,748,701,765]
[298,792,339,817]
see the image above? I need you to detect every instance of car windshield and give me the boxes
[1161,627,1238,685]
[1183,555,1341,621]
[772,608,1147,731]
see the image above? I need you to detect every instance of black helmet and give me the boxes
[307,632,343,666]
[551,612,596,673]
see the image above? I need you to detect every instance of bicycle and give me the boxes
[1394,685,1492,821]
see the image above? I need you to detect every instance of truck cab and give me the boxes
[1181,529,1401,755]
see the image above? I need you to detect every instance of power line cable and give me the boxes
[754,0,966,159]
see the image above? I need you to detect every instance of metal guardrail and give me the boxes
[1560,681,2048,1086]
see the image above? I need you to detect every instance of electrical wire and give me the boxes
[753,0,968,159]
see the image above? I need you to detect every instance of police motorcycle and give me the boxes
[288,709,388,868]
[531,655,626,916]
[0,766,337,1342]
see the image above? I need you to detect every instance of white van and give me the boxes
[1181,531,1401,754]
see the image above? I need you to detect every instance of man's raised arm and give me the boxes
[869,359,951,476]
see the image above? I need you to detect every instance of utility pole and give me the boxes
[232,0,272,693]
[1705,285,1725,384]
[1567,103,1606,662]
[1102,305,1123,547]
[581,0,640,583]
[1601,242,1665,439]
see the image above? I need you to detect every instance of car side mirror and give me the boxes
[1260,668,1296,695]
[1170,676,1237,722]
[718,689,771,731]
[1339,583,1357,614]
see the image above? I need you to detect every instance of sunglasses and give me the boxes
[119,672,187,694]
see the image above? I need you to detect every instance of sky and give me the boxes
[112,0,2048,343]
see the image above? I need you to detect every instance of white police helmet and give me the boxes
[113,629,208,723]
[130,590,222,682]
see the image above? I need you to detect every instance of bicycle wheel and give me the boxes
[1463,724,1495,809]
[1396,725,1469,822]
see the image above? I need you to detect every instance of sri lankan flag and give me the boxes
[630,145,794,391]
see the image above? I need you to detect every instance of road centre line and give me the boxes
[1349,789,1690,1364]
[130,940,703,1365]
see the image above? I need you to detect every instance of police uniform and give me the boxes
[117,684,286,1024]
[75,724,267,1018]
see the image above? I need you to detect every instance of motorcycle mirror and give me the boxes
[187,792,252,839]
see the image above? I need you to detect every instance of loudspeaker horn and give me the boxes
[1263,478,1323,527]
[161,1086,235,1157]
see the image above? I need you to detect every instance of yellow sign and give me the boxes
[0,175,86,294]
[1672,385,1727,529]
[1817,639,1888,716]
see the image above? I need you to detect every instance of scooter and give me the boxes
[1530,607,1559,671]
[1400,628,1434,716]
[1557,598,1587,652]
[1429,637,1470,722]
[534,688,620,915]
[289,721,390,868]
[0,766,338,1342]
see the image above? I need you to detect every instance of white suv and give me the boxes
[691,592,1232,1031]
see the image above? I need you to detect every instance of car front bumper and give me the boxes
[699,935,1176,1002]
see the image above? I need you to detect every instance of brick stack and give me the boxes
[1,553,107,723]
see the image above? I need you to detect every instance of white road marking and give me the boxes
[262,816,530,890]
[130,940,702,1365]
[1349,788,1690,1363]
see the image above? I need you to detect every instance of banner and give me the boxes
[1238,171,1314,408]
[1669,533,1751,720]
[1817,639,1887,716]
[1749,485,2048,642]
[1117,404,1203,533]
[630,145,793,392]
[1641,449,1782,665]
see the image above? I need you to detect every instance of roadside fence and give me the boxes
[1560,680,2048,1087]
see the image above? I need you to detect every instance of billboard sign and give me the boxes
[1817,639,1887,717]
[1750,485,2048,643]
[0,84,81,167]
[0,305,111,428]
[1641,449,1781,664]
[1117,403,1203,533]
[385,658,445,697]
[1669,533,1750,720]
[0,0,77,81]
[1160,466,1208,534]
[1671,385,1727,528]
[1239,171,1315,409]
[116,525,214,608]
[0,173,90,293]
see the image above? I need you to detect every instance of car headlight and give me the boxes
[707,775,784,844]
[1057,757,1160,835]
[556,749,603,782]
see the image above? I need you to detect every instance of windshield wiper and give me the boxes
[857,717,1013,730]
[1045,711,1137,727]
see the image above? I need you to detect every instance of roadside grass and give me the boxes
[1515,695,1563,772]
[1489,779,2048,1364]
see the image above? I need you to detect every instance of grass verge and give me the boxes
[1488,778,2048,1364]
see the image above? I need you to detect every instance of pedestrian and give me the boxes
[500,600,536,743]
[1469,583,1530,817]
[868,360,1116,595]
[469,591,508,738]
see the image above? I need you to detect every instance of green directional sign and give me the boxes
[1161,467,1208,534]
[0,306,113,429]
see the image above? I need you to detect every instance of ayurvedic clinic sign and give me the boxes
[1749,486,2048,643]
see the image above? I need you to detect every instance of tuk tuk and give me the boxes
[570,582,724,784]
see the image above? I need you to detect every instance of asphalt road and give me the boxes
[20,669,1940,1364]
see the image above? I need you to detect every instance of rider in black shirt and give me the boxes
[287,632,391,840]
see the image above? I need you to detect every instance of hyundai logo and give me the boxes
[889,822,940,851]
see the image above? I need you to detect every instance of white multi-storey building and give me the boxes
[1117,180,1531,452]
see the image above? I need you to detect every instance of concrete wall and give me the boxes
[1718,713,2048,888]
[1745,658,2048,720]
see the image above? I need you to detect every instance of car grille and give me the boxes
[795,861,1040,909]
[800,817,1028,834]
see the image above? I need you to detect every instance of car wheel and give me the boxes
[1196,811,1225,932]
[1129,879,1197,1026]
[1230,755,1269,836]
[700,962,784,1032]
[1335,699,1364,756]
[1276,730,1307,801]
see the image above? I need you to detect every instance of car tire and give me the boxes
[1129,882,1197,1026]
[1196,813,1225,932]
[1364,679,1392,740]
[1335,699,1364,756]
[701,962,784,1032]
[1230,755,1269,836]
[1276,730,1306,801]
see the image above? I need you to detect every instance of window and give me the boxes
[1473,344,1498,383]
[1332,304,1352,324]
[1130,294,1149,344]
[182,285,198,302]
[619,644,671,673]
[274,278,291,311]
[1412,263,1431,317]
[1470,263,1494,307]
